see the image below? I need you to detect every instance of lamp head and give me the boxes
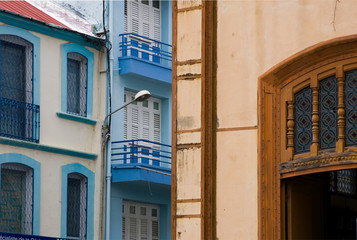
[134,90,151,102]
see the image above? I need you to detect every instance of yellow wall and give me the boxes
[175,0,357,239]
[0,24,106,239]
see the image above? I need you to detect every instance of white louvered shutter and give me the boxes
[125,0,161,41]
[123,201,160,240]
[152,7,161,41]
[130,1,140,35]
[124,91,161,143]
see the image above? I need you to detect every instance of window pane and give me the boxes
[67,58,81,115]
[153,102,159,110]
[294,87,312,154]
[67,174,87,240]
[151,208,157,217]
[345,70,357,146]
[0,40,26,102]
[67,178,81,238]
[153,0,160,9]
[142,0,149,5]
[319,76,338,149]
[0,164,33,234]
[67,53,87,117]
[142,100,148,108]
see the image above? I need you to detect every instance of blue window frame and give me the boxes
[0,26,40,142]
[0,153,41,236]
[60,44,94,121]
[67,173,87,240]
[67,52,88,117]
[61,163,94,240]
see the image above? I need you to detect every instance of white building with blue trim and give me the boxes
[0,1,106,239]
[105,1,172,239]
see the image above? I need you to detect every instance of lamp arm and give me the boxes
[104,99,136,125]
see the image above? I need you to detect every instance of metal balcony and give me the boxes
[0,97,40,143]
[118,33,172,83]
[111,139,171,185]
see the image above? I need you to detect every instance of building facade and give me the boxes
[173,0,357,239]
[106,1,172,239]
[0,2,106,239]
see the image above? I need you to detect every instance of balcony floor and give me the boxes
[111,163,171,185]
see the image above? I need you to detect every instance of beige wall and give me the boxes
[0,23,106,239]
[175,0,357,239]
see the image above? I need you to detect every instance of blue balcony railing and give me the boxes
[0,97,40,143]
[111,139,171,170]
[119,33,172,68]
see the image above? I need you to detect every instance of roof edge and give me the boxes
[0,8,105,50]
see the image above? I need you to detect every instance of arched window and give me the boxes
[67,173,87,240]
[0,163,33,234]
[0,34,40,142]
[259,35,357,239]
[67,52,88,117]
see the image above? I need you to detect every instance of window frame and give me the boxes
[0,153,41,235]
[122,200,160,240]
[0,163,33,234]
[60,43,94,122]
[66,173,88,240]
[61,163,94,240]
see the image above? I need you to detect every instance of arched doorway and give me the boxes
[259,35,357,239]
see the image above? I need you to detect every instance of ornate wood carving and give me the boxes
[287,100,294,157]
[337,66,345,153]
[311,86,319,155]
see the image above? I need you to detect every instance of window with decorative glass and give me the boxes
[279,60,357,162]
[67,173,87,240]
[0,163,33,234]
[67,52,87,117]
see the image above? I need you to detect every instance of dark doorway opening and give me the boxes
[285,169,357,240]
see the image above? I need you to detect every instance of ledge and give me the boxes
[0,137,97,160]
[118,56,172,84]
[56,112,97,125]
[112,163,171,185]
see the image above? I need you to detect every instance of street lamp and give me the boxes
[103,90,151,125]
[102,89,151,240]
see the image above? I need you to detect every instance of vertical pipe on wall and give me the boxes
[105,0,114,239]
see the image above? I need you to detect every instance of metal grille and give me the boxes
[319,76,338,149]
[0,163,33,234]
[330,169,356,195]
[0,35,39,143]
[344,70,357,146]
[67,52,87,117]
[67,173,87,240]
[294,87,312,154]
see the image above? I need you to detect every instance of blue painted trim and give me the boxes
[61,164,95,240]
[0,10,103,50]
[111,166,171,185]
[0,137,97,160]
[0,25,40,105]
[0,153,41,235]
[61,43,94,118]
[56,112,97,125]
[119,57,172,84]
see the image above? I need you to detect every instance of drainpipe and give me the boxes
[105,0,114,239]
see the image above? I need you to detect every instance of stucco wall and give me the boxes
[0,22,105,239]
[216,0,357,239]
[174,0,357,239]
